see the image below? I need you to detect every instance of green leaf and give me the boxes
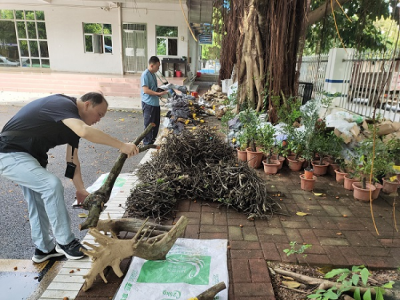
[352,274,360,286]
[360,267,370,286]
[307,294,322,299]
[362,289,372,300]
[325,268,350,279]
[338,273,349,282]
[353,287,361,300]
[323,289,339,299]
[382,281,394,289]
[375,287,384,300]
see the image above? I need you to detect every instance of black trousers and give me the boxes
[141,101,160,145]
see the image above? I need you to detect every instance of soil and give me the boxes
[268,261,400,300]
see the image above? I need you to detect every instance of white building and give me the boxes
[0,0,213,96]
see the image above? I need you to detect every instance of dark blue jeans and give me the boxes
[141,101,160,145]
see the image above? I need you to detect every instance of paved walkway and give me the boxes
[74,165,400,300]
[1,88,399,300]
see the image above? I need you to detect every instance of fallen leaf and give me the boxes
[78,213,88,218]
[282,281,301,289]
[336,232,342,236]
[282,276,294,280]
[119,118,125,122]
[296,212,310,216]
[313,192,323,196]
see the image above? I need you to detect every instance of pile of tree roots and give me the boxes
[126,127,280,221]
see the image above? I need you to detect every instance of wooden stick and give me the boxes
[79,123,156,230]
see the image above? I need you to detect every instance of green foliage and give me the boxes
[273,94,302,126]
[283,241,312,258]
[305,0,393,54]
[307,265,394,300]
[258,123,276,159]
[238,109,261,152]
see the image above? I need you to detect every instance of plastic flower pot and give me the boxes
[300,174,316,191]
[311,160,330,176]
[262,159,280,175]
[334,169,348,184]
[352,182,376,202]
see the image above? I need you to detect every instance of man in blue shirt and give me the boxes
[141,56,168,145]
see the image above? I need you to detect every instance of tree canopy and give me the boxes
[305,0,399,54]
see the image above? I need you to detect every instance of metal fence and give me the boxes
[297,54,329,101]
[338,50,400,122]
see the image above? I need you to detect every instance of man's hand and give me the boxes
[119,143,139,157]
[158,90,168,96]
[76,189,89,205]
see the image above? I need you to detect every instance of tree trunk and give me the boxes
[219,0,308,124]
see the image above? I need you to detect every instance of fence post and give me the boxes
[324,48,355,96]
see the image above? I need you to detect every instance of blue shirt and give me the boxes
[141,69,160,106]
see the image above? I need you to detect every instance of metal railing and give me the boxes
[297,54,329,101]
[338,50,400,122]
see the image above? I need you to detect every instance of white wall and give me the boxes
[0,0,193,74]
[121,2,189,59]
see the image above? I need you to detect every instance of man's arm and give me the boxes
[66,145,88,204]
[62,118,138,157]
[143,86,168,97]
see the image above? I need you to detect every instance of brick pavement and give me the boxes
[74,163,400,300]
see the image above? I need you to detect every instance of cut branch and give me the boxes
[82,215,188,291]
[273,268,393,298]
[79,123,157,230]
[193,282,226,300]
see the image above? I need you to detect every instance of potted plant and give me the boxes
[239,109,263,168]
[259,123,280,174]
[236,129,249,162]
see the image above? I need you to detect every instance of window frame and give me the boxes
[0,9,49,68]
[155,25,178,57]
[83,23,113,54]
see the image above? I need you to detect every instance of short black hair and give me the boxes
[149,56,160,65]
[80,92,108,107]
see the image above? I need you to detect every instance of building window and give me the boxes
[0,9,49,68]
[156,26,178,56]
[83,23,112,54]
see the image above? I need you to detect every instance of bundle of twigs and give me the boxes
[126,127,280,221]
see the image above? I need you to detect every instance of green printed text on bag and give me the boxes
[137,255,210,285]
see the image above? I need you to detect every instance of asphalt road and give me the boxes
[0,105,146,260]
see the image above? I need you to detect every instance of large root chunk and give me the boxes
[81,216,188,291]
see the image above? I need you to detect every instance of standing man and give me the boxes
[0,92,139,263]
[141,56,168,145]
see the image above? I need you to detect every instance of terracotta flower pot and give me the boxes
[328,163,340,177]
[237,149,247,162]
[334,169,348,184]
[382,178,400,194]
[300,174,316,191]
[311,161,330,176]
[344,174,359,191]
[287,157,304,172]
[372,183,383,200]
[246,147,264,169]
[352,182,376,202]
[304,168,314,179]
[262,159,280,175]
[271,155,285,169]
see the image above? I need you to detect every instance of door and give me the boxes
[123,23,147,73]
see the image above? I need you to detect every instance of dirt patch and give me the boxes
[268,261,400,300]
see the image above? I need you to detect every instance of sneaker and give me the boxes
[32,247,65,263]
[55,239,86,260]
